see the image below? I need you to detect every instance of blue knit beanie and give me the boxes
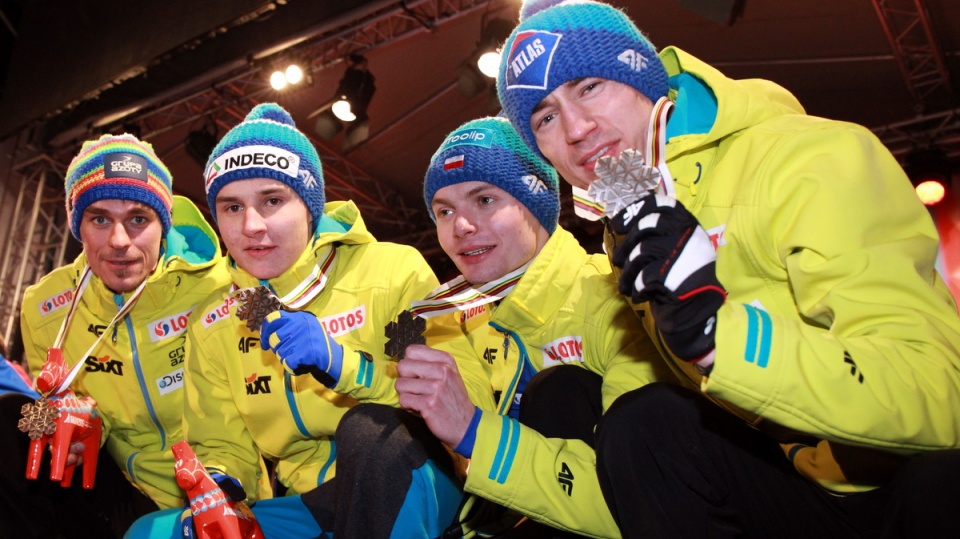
[65,133,173,241]
[424,116,560,234]
[497,0,669,159]
[204,103,324,226]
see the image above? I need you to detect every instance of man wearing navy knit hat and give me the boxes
[396,116,671,537]
[497,0,960,537]
[0,134,228,539]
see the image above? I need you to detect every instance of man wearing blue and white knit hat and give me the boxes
[498,1,960,537]
[128,103,495,539]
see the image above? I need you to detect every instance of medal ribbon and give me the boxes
[408,260,531,319]
[275,245,336,309]
[48,265,148,395]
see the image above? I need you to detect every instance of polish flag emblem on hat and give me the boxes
[444,154,465,171]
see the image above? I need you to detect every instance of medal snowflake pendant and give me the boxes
[235,286,282,332]
[18,398,58,440]
[589,148,661,218]
[384,310,426,360]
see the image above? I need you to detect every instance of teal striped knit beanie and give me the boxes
[65,134,173,241]
[497,0,669,159]
[204,103,324,226]
[424,116,560,234]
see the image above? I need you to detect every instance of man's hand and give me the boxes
[64,441,86,467]
[261,310,343,386]
[396,345,476,449]
[610,194,726,363]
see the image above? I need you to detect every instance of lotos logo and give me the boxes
[441,128,494,152]
[38,289,74,316]
[156,368,184,396]
[148,308,194,342]
[318,306,366,338]
[506,30,562,90]
[205,145,300,187]
[541,335,584,367]
[459,304,487,324]
[707,224,727,250]
[203,296,236,328]
[104,152,148,182]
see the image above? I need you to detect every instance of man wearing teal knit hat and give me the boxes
[128,103,494,539]
[498,0,960,537]
[393,116,671,537]
[0,133,229,539]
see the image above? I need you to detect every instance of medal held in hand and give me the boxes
[236,286,282,332]
[588,148,662,218]
[384,310,426,360]
[18,398,58,440]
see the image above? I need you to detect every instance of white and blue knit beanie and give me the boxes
[497,0,669,159]
[204,103,324,226]
[424,116,560,234]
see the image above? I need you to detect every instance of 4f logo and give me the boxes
[245,373,272,395]
[617,49,649,72]
[299,169,318,189]
[84,355,123,375]
[522,175,547,195]
[558,462,574,496]
[483,348,498,365]
[238,337,259,354]
[87,324,107,336]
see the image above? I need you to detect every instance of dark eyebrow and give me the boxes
[531,77,587,115]
[432,184,493,207]
[216,184,292,205]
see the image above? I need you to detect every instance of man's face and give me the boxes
[530,78,655,189]
[79,199,163,293]
[433,181,550,285]
[215,178,312,280]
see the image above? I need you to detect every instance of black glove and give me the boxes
[611,194,726,363]
[209,471,247,503]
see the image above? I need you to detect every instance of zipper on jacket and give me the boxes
[118,294,167,451]
[489,322,533,417]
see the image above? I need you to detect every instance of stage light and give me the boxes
[185,123,218,168]
[916,180,946,206]
[270,71,288,90]
[285,64,304,85]
[332,99,356,122]
[477,51,500,78]
[309,53,376,148]
[270,61,308,90]
[905,147,951,207]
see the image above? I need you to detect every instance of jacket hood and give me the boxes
[661,47,805,154]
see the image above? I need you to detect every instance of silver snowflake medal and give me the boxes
[588,148,661,219]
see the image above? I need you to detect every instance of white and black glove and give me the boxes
[610,194,726,364]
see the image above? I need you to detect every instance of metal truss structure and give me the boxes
[0,0,496,346]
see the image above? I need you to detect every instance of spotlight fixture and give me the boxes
[905,147,951,207]
[185,122,218,168]
[458,17,513,98]
[270,60,309,90]
[310,53,376,149]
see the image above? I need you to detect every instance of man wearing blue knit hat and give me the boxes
[498,0,960,537]
[129,103,494,539]
[396,116,671,537]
